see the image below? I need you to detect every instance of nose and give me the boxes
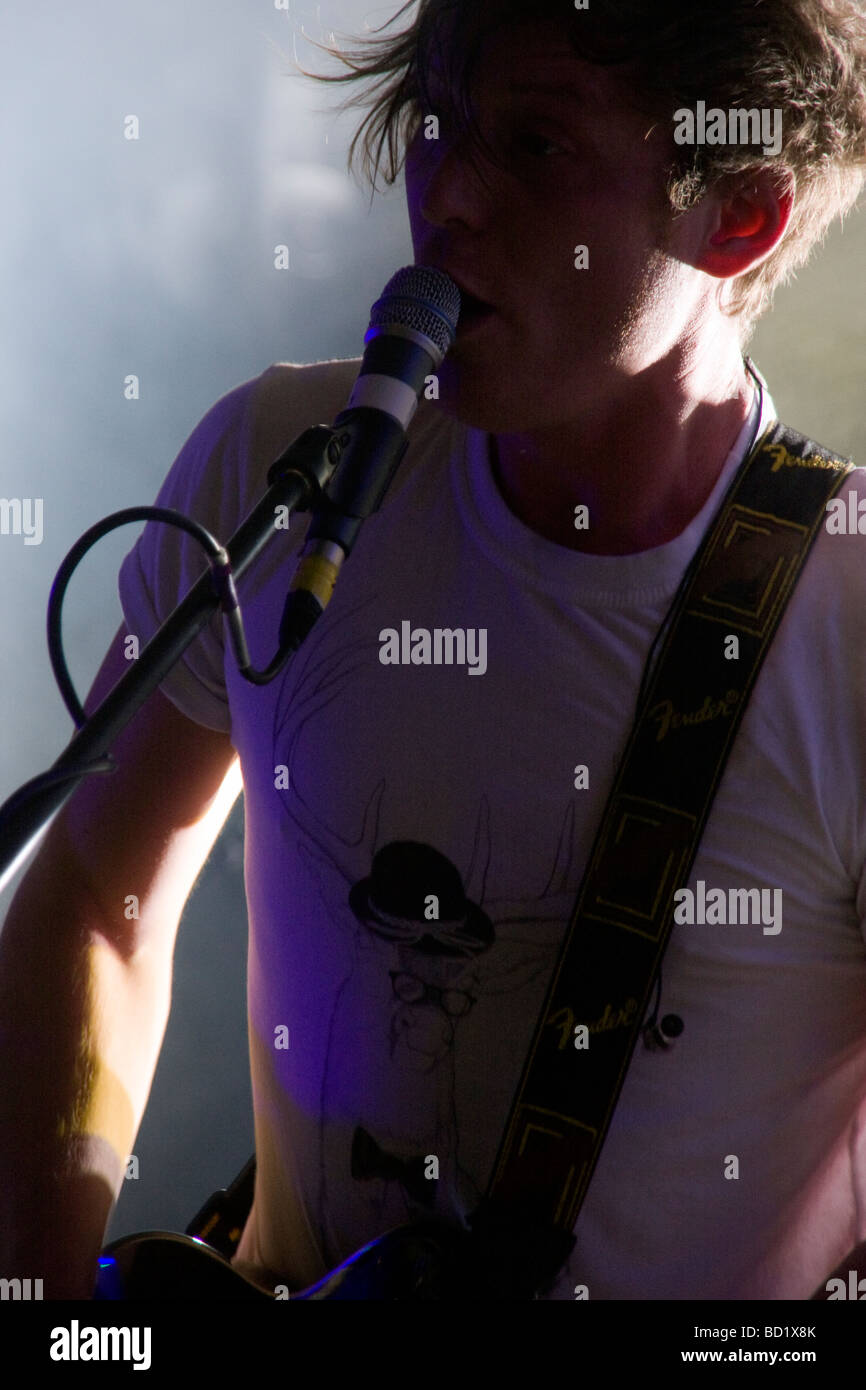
[407,124,498,231]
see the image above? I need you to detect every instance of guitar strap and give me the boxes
[467,388,855,1295]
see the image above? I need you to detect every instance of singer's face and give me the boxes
[405,21,698,432]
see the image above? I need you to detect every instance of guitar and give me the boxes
[96,1207,862,1301]
[94,1220,474,1301]
[93,1156,567,1300]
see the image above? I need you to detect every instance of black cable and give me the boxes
[46,498,312,733]
[48,506,237,729]
[2,498,311,853]
[0,759,118,822]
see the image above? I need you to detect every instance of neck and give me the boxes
[491,352,756,555]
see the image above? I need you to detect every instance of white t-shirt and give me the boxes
[119,359,866,1300]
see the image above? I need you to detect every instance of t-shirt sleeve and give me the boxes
[117,370,270,734]
[117,355,416,734]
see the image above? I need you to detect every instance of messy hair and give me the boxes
[304,0,866,326]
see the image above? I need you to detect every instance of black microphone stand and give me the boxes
[0,423,342,892]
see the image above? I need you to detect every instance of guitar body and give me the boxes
[95,1220,474,1301]
[96,1225,845,1299]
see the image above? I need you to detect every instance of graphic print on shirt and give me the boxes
[271,599,579,1267]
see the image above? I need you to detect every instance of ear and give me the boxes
[698,172,794,279]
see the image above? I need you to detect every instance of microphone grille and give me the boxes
[367,265,461,357]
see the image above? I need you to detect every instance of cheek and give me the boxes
[404,126,441,191]
[404,148,434,240]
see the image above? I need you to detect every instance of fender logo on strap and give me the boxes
[649,689,740,743]
[766,442,846,473]
[546,998,640,1050]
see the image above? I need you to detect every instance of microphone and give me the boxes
[278,265,461,644]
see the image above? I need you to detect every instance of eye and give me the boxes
[513,129,564,158]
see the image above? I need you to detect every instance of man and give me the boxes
[2,0,866,1300]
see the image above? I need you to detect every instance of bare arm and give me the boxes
[0,625,240,1297]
